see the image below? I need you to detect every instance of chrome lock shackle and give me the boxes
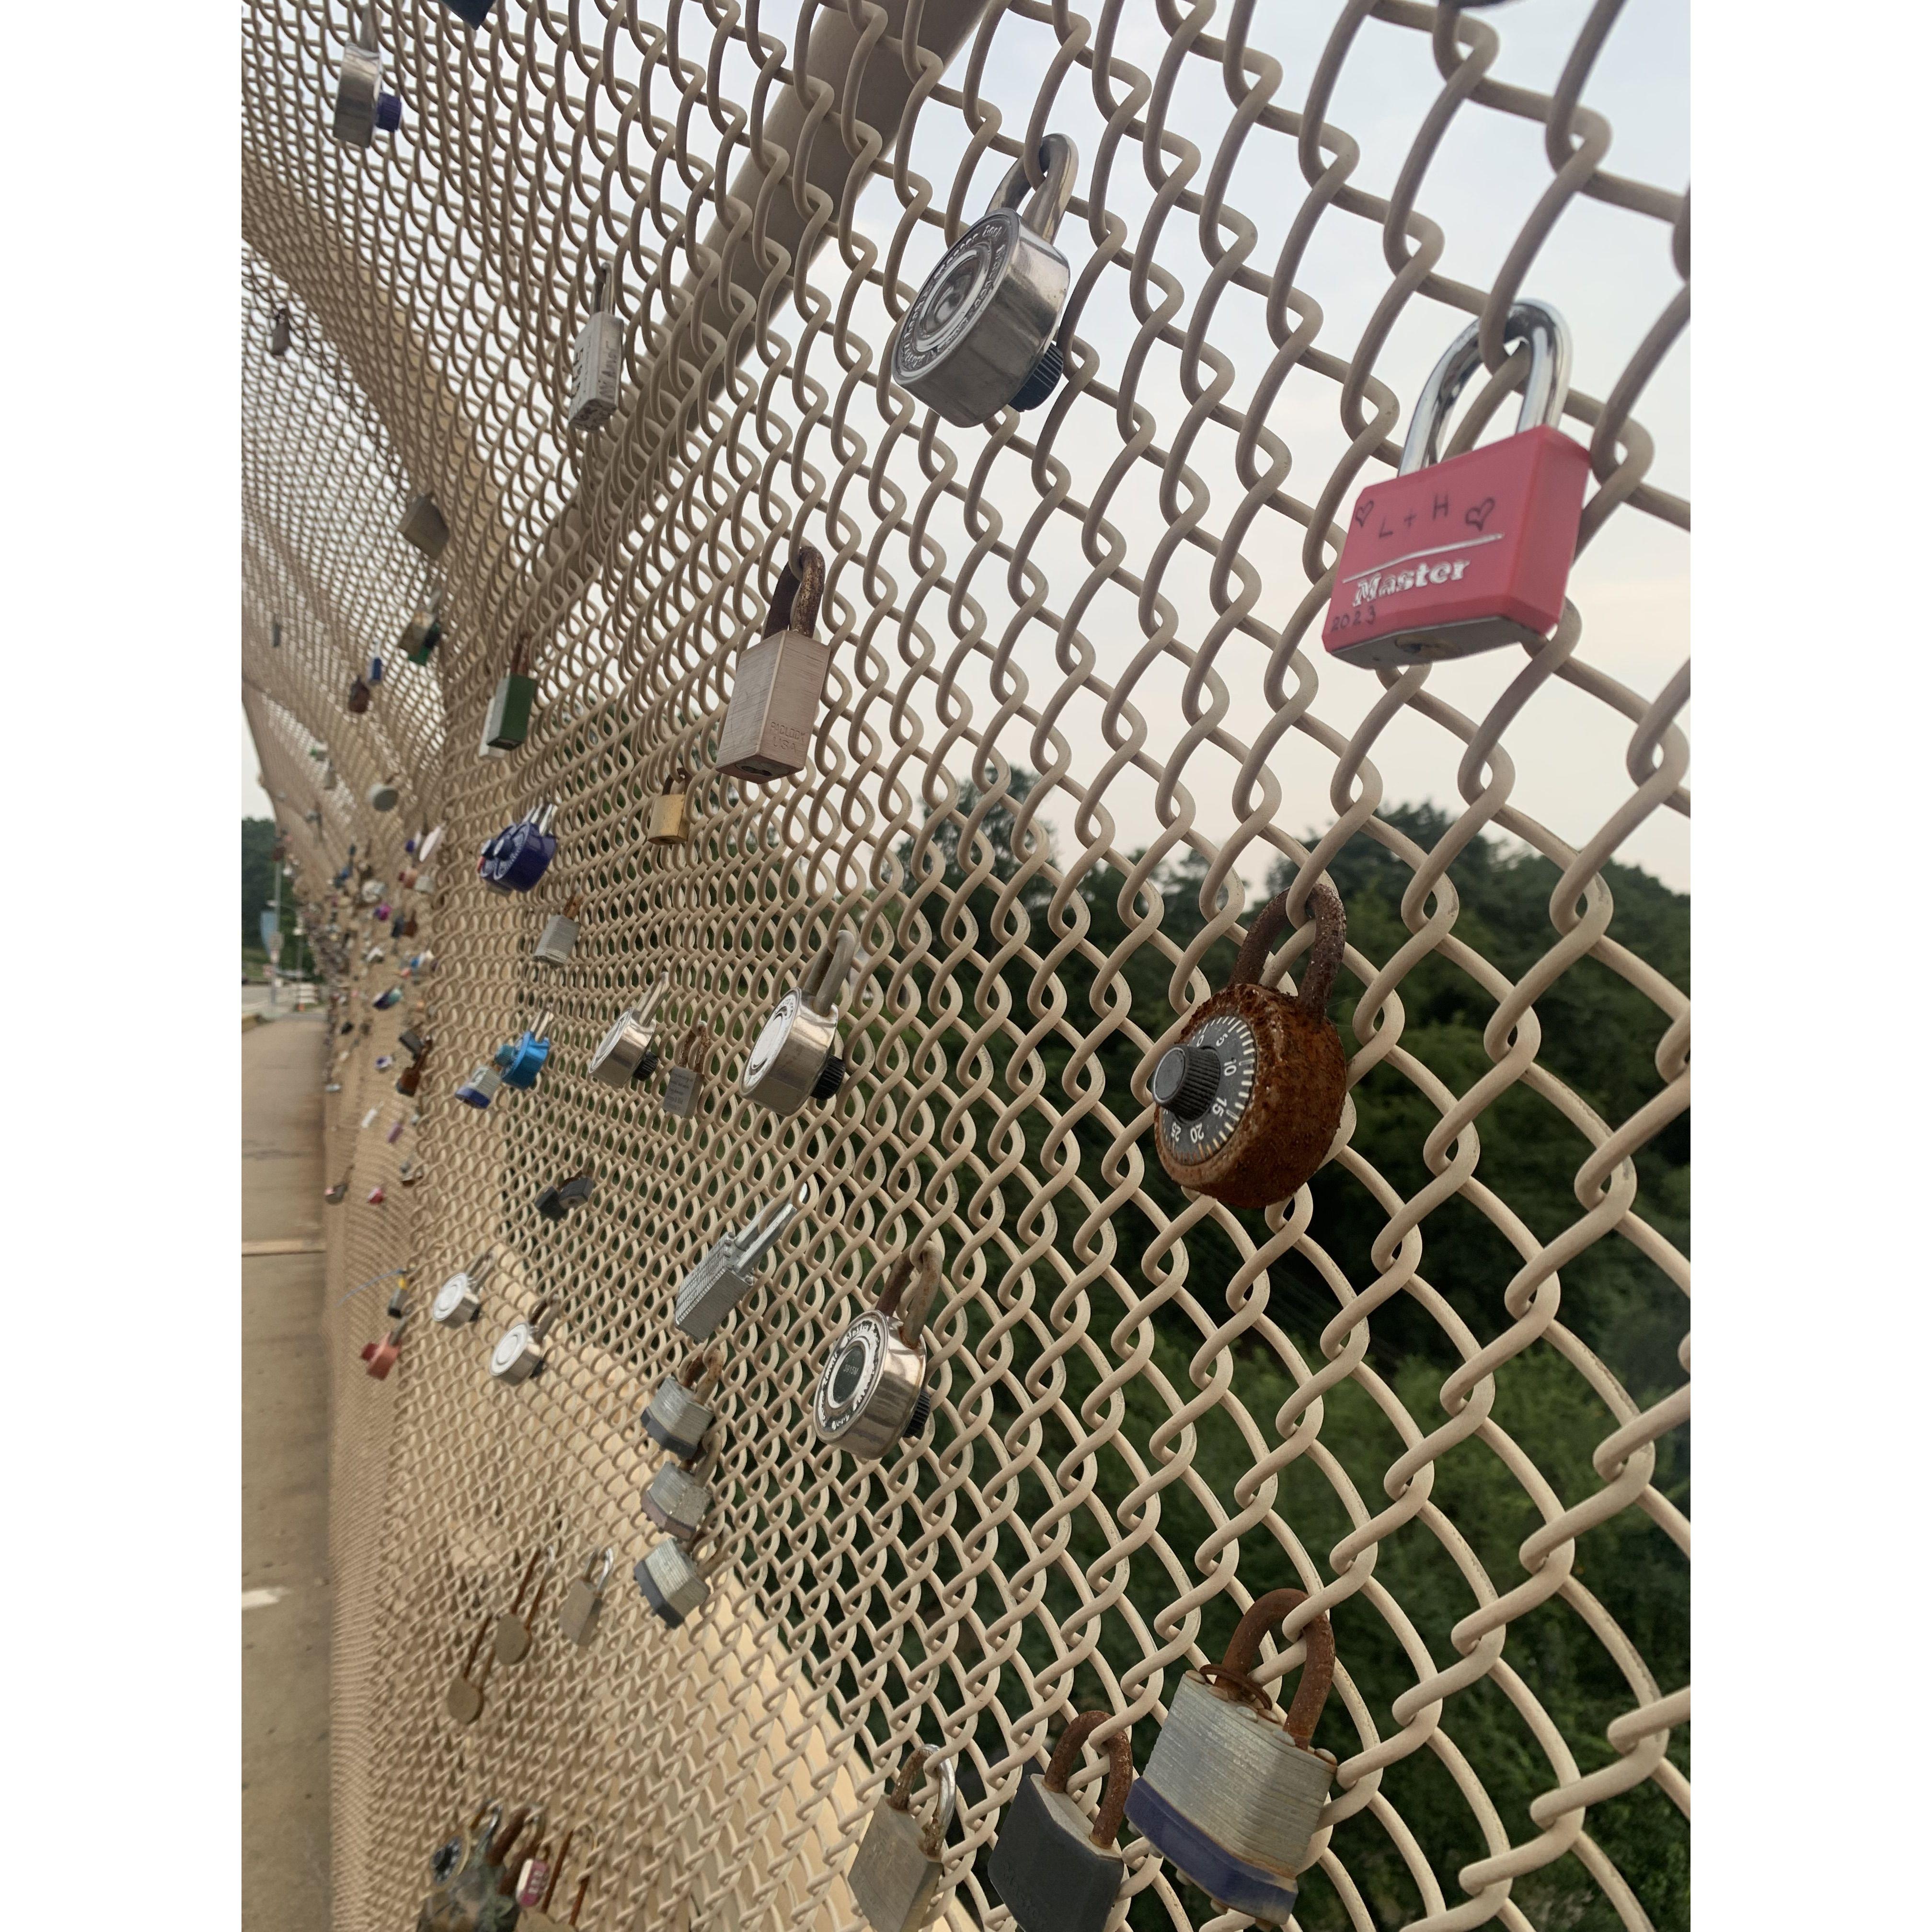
[886,1747,958,1853]
[1400,299,1573,476]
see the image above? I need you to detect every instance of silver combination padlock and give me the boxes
[587,982,667,1086]
[813,1240,943,1460]
[533,895,584,966]
[891,136,1077,426]
[714,544,829,782]
[431,1252,495,1327]
[847,1748,959,1932]
[1123,1587,1338,1925]
[662,1022,712,1117]
[558,1548,616,1646]
[490,1298,557,1384]
[673,1195,798,1341]
[331,8,401,149]
[634,1536,709,1628]
[986,1712,1134,1932]
[567,260,623,430]
[368,775,400,812]
[741,928,858,1114]
[400,494,449,560]
[641,1350,722,1461]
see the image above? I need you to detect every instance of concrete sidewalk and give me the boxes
[243,1012,331,1931]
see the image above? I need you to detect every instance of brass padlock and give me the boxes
[847,1747,959,1932]
[1150,880,1348,1208]
[647,763,690,844]
[494,1544,558,1664]
[662,1022,712,1117]
[558,1549,617,1646]
[987,1712,1134,1932]
[445,1618,496,1725]
[813,1240,943,1460]
[714,545,829,782]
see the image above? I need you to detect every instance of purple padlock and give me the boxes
[477,802,558,894]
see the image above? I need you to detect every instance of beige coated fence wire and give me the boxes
[241,3,1689,1930]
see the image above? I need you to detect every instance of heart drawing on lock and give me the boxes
[1464,495,1496,532]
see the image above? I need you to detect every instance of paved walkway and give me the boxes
[243,1012,332,1931]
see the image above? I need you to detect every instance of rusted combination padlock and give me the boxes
[1123,1588,1339,1925]
[813,1241,943,1460]
[444,1619,496,1725]
[714,545,829,782]
[1324,300,1588,668]
[1150,881,1347,1208]
[987,1713,1134,1932]
[494,1545,558,1664]
[662,1022,712,1118]
[847,1747,959,1932]
[647,763,690,844]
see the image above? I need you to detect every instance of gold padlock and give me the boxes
[648,763,690,844]
[714,545,828,782]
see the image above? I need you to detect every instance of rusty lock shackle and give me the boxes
[1201,1587,1337,1748]
[873,1239,943,1345]
[674,1346,724,1394]
[763,543,825,639]
[1043,1710,1134,1850]
[1228,879,1346,1016]
[674,1021,712,1070]
[884,1746,958,1856]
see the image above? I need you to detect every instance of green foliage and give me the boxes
[241,817,314,975]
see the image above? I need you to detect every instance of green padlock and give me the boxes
[402,591,443,665]
[482,633,535,751]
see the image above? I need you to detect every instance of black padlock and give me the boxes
[988,1712,1134,1932]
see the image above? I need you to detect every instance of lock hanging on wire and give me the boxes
[489,1298,556,1384]
[494,1011,553,1090]
[368,775,400,813]
[714,545,829,782]
[432,1252,494,1327]
[641,1349,722,1461]
[987,1713,1134,1932]
[558,1549,617,1646]
[494,1545,558,1665]
[401,590,443,664]
[270,308,291,358]
[1123,1588,1339,1925]
[532,895,584,966]
[892,135,1078,426]
[482,634,537,750]
[847,1748,959,1932]
[419,1803,528,1928]
[662,1022,713,1117]
[673,1195,798,1341]
[1324,300,1588,668]
[399,494,449,561]
[813,1240,943,1460]
[1151,881,1348,1208]
[568,260,623,430]
[587,983,667,1087]
[741,927,858,1114]
[360,1293,411,1381]
[535,1172,595,1221]
[634,1536,710,1628]
[478,801,557,892]
[444,1620,496,1726]
[346,674,371,715]
[647,763,690,844]
[331,8,402,149]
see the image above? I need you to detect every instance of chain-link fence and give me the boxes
[241,3,1689,1928]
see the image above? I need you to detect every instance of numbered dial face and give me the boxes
[1153,1012,1257,1166]
[895,211,1018,378]
[813,1314,888,1440]
[743,993,802,1091]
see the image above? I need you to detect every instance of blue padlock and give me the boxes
[373,986,403,1011]
[495,1011,553,1090]
[369,654,384,685]
[477,801,558,894]
[454,1063,503,1108]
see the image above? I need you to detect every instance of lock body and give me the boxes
[402,608,442,663]
[483,670,537,749]
[490,1322,546,1383]
[673,1203,795,1340]
[361,1333,403,1380]
[536,1174,594,1220]
[635,1539,708,1626]
[663,1064,702,1116]
[642,1378,714,1460]
[496,1030,551,1089]
[369,780,399,812]
[494,1614,532,1665]
[432,1270,483,1326]
[1323,427,1588,667]
[478,811,556,889]
[455,1063,503,1107]
[848,1803,950,1932]
[987,1776,1125,1932]
[741,990,844,1115]
[569,310,623,429]
[642,1461,712,1539]
[813,1312,932,1460]
[559,1577,603,1644]
[1123,1673,1333,1925]
[533,913,579,964]
[588,1006,662,1086]
[714,629,832,781]
[400,495,449,560]
[332,42,395,148]
[648,786,689,842]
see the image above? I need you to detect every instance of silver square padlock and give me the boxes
[661,1021,712,1117]
[847,1748,958,1932]
[714,546,829,782]
[532,896,583,966]
[399,493,449,560]
[641,1352,720,1461]
[568,264,622,430]
[642,1460,713,1541]
[673,1196,798,1341]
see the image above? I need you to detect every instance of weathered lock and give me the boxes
[495,1010,554,1090]
[673,1195,798,1341]
[368,775,400,812]
[568,260,623,429]
[455,1062,504,1108]
[1150,882,1346,1208]
[893,135,1078,426]
[361,1302,410,1380]
[742,927,857,1114]
[634,1536,710,1628]
[417,1803,528,1932]
[988,1713,1134,1932]
[813,1240,943,1460]
[647,764,690,843]
[662,1023,712,1118]
[535,1172,594,1221]
[1123,1588,1338,1925]
[714,545,829,782]
[432,1252,494,1327]
[400,494,449,561]
[532,896,584,966]
[402,591,444,664]
[588,983,667,1087]
[848,1748,960,1932]
[270,308,291,358]
[478,801,557,892]
[445,1620,496,1725]
[482,634,536,750]
[490,1298,556,1383]
[1324,300,1588,668]
[642,1349,722,1460]
[494,1545,557,1664]
[347,674,372,715]
[331,9,402,148]
[359,878,384,906]
[642,1459,714,1541]
[558,1548,617,1646]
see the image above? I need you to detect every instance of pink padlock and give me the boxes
[360,1316,406,1380]
[386,1119,404,1144]
[1323,300,1589,668]
[375,901,391,920]
[367,1184,386,1206]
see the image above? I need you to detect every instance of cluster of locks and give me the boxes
[418,1802,593,1932]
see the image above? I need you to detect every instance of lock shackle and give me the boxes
[1043,1710,1134,1850]
[1227,878,1345,1018]
[528,1297,556,1335]
[353,6,377,51]
[762,543,825,640]
[526,1009,554,1042]
[1399,299,1573,476]
[467,1251,496,1283]
[560,893,585,918]
[675,1021,712,1069]
[1208,1587,1337,1748]
[987,133,1079,247]
[526,1542,561,1617]
[460,1616,494,1683]
[580,1546,616,1592]
[874,1239,943,1344]
[541,1826,577,1910]
[631,980,668,1026]
[508,631,534,678]
[529,800,558,836]
[508,1546,546,1617]
[798,927,858,1017]
[486,1804,528,1868]
[738,1192,800,1254]
[591,259,614,314]
[886,1747,959,1853]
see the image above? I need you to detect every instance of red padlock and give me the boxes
[367,1184,387,1206]
[1324,300,1588,668]
[361,1320,405,1379]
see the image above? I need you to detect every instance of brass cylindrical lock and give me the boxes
[714,546,828,782]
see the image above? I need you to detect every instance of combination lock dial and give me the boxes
[812,1241,943,1462]
[1151,1012,1257,1167]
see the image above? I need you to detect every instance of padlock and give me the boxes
[641,1350,722,1461]
[402,592,443,664]
[440,0,497,25]
[386,1117,404,1144]
[360,1303,409,1380]
[361,1106,381,1130]
[741,927,857,1114]
[673,1195,798,1341]
[419,824,447,863]
[368,776,400,812]
[456,1061,504,1108]
[366,1185,387,1205]
[368,654,385,685]
[587,983,667,1087]
[662,1023,712,1117]
[418,1803,528,1932]
[375,902,392,922]
[489,1298,556,1383]
[444,1619,496,1725]
[331,9,402,148]
[373,985,402,1010]
[568,260,623,429]
[517,1827,577,1924]
[397,1054,427,1095]
[482,635,537,750]
[1123,1587,1338,1925]
[494,1010,553,1090]
[558,1548,617,1645]
[478,800,557,891]
[714,544,830,782]
[1150,881,1346,1208]
[400,1027,429,1059]
[431,1252,494,1327]
[987,1713,1134,1932]
[647,764,690,843]
[1324,300,1588,668]
[892,135,1078,426]
[494,1544,557,1664]
[814,1240,943,1460]
[532,896,584,966]
[535,1172,594,1221]
[847,1748,959,1932]
[400,494,449,561]
[359,878,384,906]
[270,309,291,358]
[634,1537,709,1628]
[642,1458,714,1541]
[347,675,371,715]
[376,1055,394,1071]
